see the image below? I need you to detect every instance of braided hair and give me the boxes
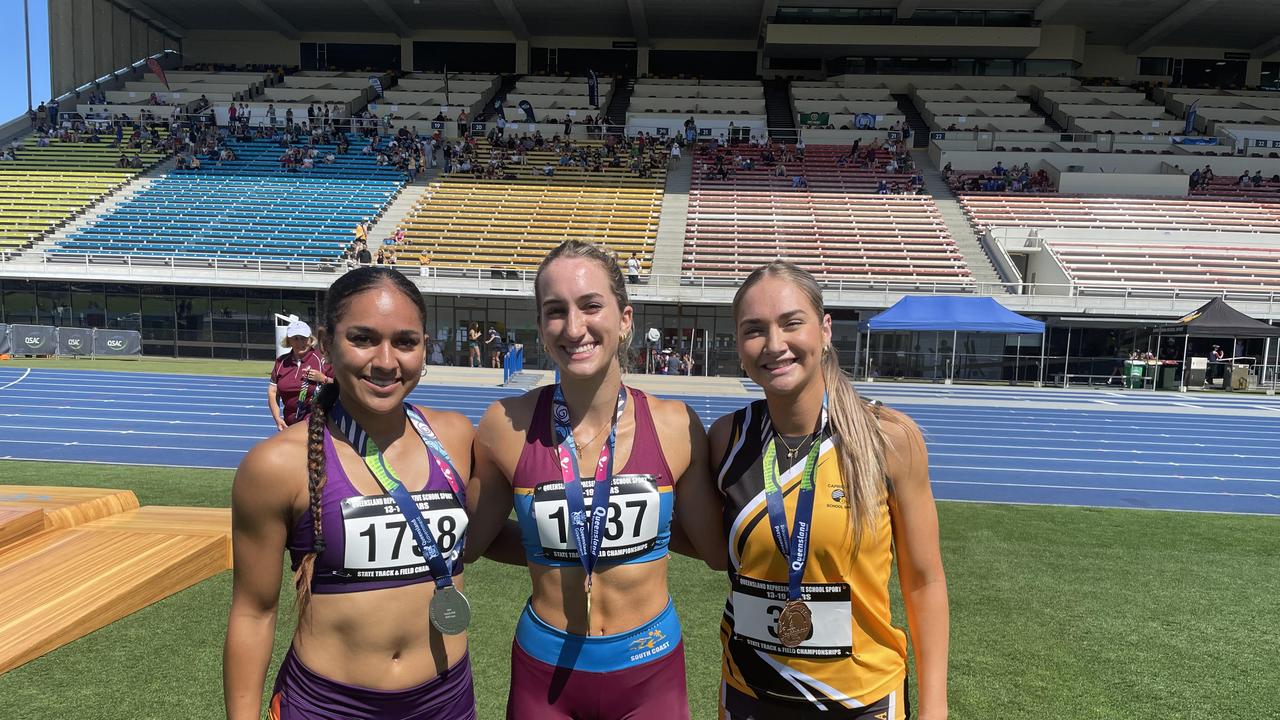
[293,266,428,617]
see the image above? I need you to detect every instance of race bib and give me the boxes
[339,491,467,581]
[731,575,853,658]
[532,474,660,563]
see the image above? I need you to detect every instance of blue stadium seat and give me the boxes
[51,138,405,265]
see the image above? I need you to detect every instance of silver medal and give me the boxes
[429,586,471,635]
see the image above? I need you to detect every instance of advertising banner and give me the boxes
[9,324,57,356]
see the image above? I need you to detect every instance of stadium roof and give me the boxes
[120,1,1280,55]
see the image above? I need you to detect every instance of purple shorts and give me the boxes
[506,600,689,719]
[269,646,476,720]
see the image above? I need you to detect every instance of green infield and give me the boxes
[1,461,1277,719]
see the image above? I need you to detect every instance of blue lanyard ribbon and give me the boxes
[762,398,828,602]
[551,384,627,584]
[332,401,465,589]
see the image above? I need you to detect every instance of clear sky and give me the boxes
[0,0,51,120]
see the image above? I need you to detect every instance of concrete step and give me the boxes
[649,156,692,280]
[914,150,1004,288]
[366,169,436,252]
[25,158,180,260]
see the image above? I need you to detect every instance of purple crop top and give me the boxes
[287,425,468,594]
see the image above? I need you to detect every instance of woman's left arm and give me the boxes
[884,409,949,720]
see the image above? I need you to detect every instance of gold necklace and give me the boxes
[775,431,812,464]
[573,422,611,456]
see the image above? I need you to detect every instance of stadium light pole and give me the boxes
[23,0,32,110]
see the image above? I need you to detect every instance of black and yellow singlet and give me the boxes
[718,399,907,711]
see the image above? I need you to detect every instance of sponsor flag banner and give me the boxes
[93,329,142,356]
[10,324,57,356]
[1184,99,1199,136]
[588,70,599,108]
[146,57,170,90]
[799,112,829,127]
[518,99,536,123]
[58,327,94,356]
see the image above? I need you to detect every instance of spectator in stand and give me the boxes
[795,137,806,159]
[877,179,889,194]
[1237,170,1250,186]
[375,248,387,265]
[457,109,468,138]
[627,253,641,284]
[1251,170,1264,187]
[1189,168,1202,189]
[356,243,372,266]
[992,161,1006,176]
[419,250,431,277]
[791,174,808,189]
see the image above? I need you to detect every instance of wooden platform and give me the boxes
[0,487,231,673]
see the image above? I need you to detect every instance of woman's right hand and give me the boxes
[274,418,287,432]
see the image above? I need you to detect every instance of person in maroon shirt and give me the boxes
[268,321,333,430]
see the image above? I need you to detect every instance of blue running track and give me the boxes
[1,367,1278,516]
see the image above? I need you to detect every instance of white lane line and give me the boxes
[936,497,1280,517]
[0,438,246,453]
[0,412,277,429]
[1093,400,1119,406]
[927,441,1280,460]
[0,455,232,471]
[932,479,1280,499]
[931,452,1280,474]
[0,368,32,392]
[932,464,1280,484]
[0,424,264,440]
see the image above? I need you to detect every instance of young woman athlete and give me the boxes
[712,262,949,720]
[225,267,478,720]
[465,240,726,719]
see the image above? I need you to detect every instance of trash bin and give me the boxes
[1125,360,1144,389]
[1157,364,1177,390]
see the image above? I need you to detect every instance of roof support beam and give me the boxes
[757,0,778,46]
[234,0,300,40]
[1125,0,1221,56]
[1253,36,1280,60]
[111,0,186,39]
[492,0,530,41]
[359,0,412,38]
[626,0,650,45]
[897,0,921,20]
[1033,0,1071,22]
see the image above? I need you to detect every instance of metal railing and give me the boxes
[5,251,1280,313]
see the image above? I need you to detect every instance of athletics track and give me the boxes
[0,367,1278,516]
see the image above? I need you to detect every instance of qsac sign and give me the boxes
[10,324,56,355]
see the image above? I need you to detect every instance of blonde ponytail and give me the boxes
[821,342,886,552]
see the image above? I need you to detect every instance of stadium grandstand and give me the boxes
[0,0,1275,383]
[2,2,1280,718]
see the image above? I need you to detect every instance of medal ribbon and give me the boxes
[551,384,627,587]
[762,397,828,603]
[332,401,465,590]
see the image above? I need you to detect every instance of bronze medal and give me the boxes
[776,600,813,648]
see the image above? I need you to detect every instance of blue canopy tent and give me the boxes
[861,296,1046,383]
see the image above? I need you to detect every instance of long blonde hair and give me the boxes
[732,262,887,550]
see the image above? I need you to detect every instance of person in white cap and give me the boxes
[268,320,332,430]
